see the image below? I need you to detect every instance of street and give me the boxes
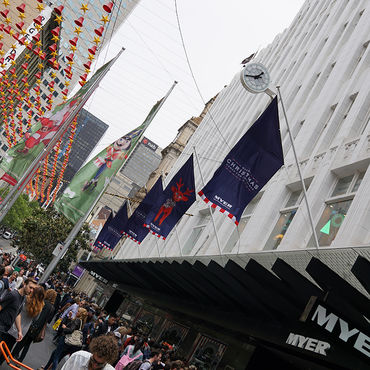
[0,239,16,255]
[0,325,66,370]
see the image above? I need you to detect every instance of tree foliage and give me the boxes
[16,206,90,272]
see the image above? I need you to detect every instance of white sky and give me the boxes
[85,0,305,159]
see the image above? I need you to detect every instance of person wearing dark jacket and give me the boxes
[12,289,56,361]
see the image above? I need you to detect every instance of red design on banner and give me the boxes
[1,173,17,186]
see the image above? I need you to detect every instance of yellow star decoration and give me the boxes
[65,81,70,87]
[0,34,3,40]
[70,45,77,52]
[23,40,29,48]
[62,95,67,101]
[48,99,53,104]
[88,54,95,61]
[51,50,58,57]
[55,15,63,24]
[24,82,29,88]
[5,17,11,25]
[51,72,57,79]
[80,3,89,13]
[93,36,100,45]
[20,29,27,36]
[67,60,74,66]
[35,41,42,47]
[18,12,25,20]
[36,3,44,11]
[10,44,17,50]
[74,27,82,35]
[24,53,31,60]
[49,88,55,92]
[2,0,9,6]
[38,63,44,70]
[51,34,59,43]
[101,15,109,25]
[35,24,42,31]
[9,29,14,36]
[11,60,16,66]
[23,70,28,76]
[84,68,90,74]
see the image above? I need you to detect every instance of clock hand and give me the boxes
[245,72,264,79]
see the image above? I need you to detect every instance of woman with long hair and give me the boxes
[39,307,87,370]
[6,285,45,352]
[13,289,57,361]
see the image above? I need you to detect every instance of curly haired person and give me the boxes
[61,334,119,369]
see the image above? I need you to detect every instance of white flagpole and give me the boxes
[276,86,319,250]
[193,147,223,256]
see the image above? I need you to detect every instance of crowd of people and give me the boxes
[0,255,197,370]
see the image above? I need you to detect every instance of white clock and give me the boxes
[240,62,271,94]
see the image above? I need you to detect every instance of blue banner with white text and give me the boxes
[199,97,283,225]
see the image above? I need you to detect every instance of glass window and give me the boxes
[182,212,210,255]
[331,175,354,196]
[285,190,301,207]
[308,199,352,247]
[352,172,365,192]
[265,210,296,250]
[223,216,249,253]
[2,144,8,151]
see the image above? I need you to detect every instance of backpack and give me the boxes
[123,359,150,370]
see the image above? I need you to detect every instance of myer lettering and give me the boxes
[312,304,370,358]
[286,333,330,355]
[214,195,232,210]
[225,158,259,191]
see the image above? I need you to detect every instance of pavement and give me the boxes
[0,325,64,370]
[0,239,16,255]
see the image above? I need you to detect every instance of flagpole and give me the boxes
[276,86,319,250]
[0,48,125,221]
[193,147,223,256]
[39,179,110,284]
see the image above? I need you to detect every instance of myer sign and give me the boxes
[286,333,330,355]
[311,304,370,359]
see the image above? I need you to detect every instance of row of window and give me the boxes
[182,170,365,254]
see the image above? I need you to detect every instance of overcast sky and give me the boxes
[85,0,305,159]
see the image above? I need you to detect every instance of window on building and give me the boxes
[2,144,8,151]
[264,187,308,251]
[223,195,261,253]
[307,171,365,248]
[182,210,210,255]
[43,80,48,86]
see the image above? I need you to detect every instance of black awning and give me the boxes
[81,252,370,370]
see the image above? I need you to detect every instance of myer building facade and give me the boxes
[82,1,370,369]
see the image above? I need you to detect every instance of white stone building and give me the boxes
[115,0,370,272]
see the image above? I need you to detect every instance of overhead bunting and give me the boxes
[198,97,284,225]
[144,155,195,240]
[122,176,164,244]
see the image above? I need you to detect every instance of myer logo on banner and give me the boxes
[286,333,330,355]
[312,304,370,358]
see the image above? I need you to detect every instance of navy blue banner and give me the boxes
[199,97,283,225]
[94,203,128,250]
[122,176,163,244]
[144,155,195,239]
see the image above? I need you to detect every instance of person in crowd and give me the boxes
[116,338,144,369]
[139,349,162,370]
[60,334,118,370]
[0,266,5,296]
[8,272,18,290]
[2,265,14,290]
[15,269,25,289]
[0,279,40,363]
[41,307,87,370]
[60,297,80,320]
[169,360,185,370]
[82,308,96,348]
[91,311,116,339]
[12,288,56,361]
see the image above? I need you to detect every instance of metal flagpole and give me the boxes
[39,179,110,284]
[0,48,125,221]
[193,147,223,256]
[276,86,320,250]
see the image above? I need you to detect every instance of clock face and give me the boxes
[240,63,270,93]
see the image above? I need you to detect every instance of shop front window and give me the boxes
[265,210,296,250]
